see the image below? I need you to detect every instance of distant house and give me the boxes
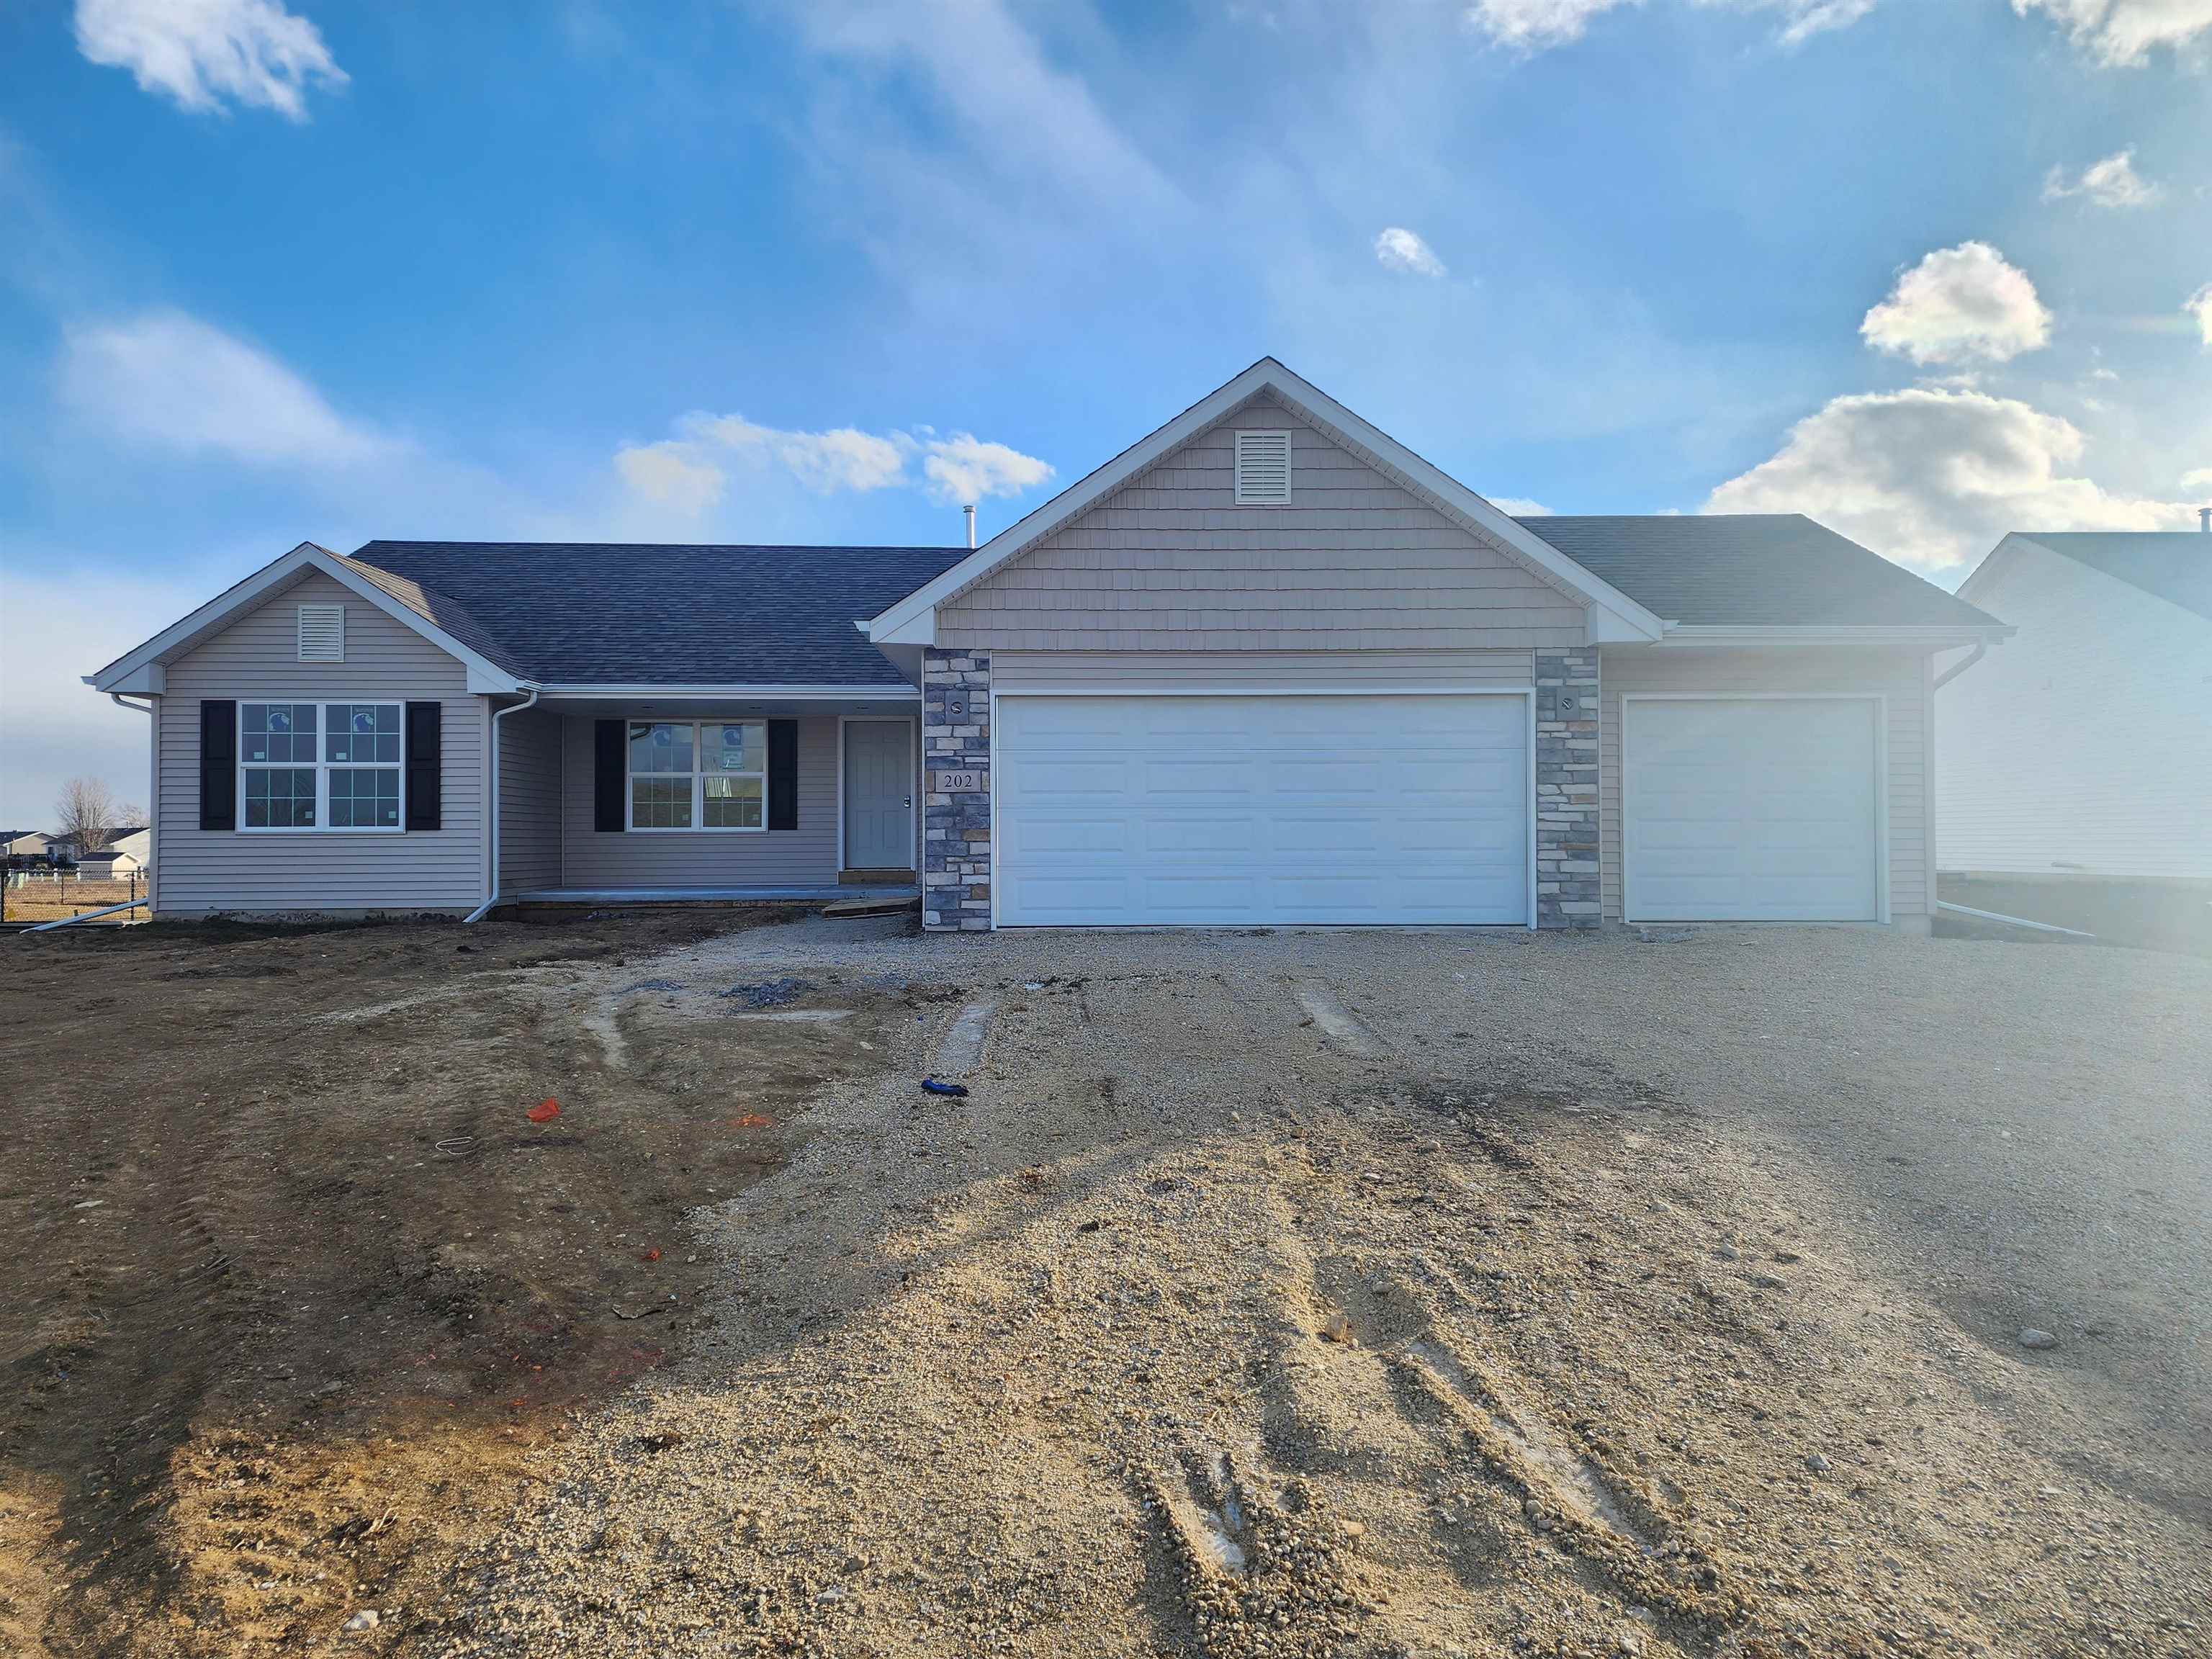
[107,828,150,864]
[76,848,145,883]
[3,830,60,865]
[1938,529,2212,946]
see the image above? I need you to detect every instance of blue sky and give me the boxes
[2,0,2208,824]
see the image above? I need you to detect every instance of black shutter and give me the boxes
[768,719,798,831]
[199,700,236,831]
[594,720,626,832]
[404,702,442,830]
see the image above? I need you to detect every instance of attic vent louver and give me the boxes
[297,603,345,662]
[1233,430,1292,505]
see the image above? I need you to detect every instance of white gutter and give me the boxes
[22,896,147,934]
[529,683,918,699]
[1936,901,2095,939]
[464,686,541,925]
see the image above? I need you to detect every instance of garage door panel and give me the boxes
[1625,698,1879,923]
[997,693,1529,927]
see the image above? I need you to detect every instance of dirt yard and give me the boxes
[2,880,144,926]
[3,916,2207,1659]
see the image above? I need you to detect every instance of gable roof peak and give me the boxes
[864,357,1668,646]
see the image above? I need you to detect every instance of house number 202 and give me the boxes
[933,770,983,793]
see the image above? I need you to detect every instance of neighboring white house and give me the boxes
[1938,529,2212,894]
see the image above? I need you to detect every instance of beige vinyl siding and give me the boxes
[557,715,843,887]
[990,649,1536,691]
[498,709,563,892]
[938,397,1586,652]
[1598,646,1931,922]
[154,571,485,914]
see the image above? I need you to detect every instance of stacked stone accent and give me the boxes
[1534,647,1600,929]
[922,647,992,931]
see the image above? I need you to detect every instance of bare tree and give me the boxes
[53,777,121,857]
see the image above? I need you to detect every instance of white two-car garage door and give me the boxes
[994,693,1529,927]
[1623,697,1883,922]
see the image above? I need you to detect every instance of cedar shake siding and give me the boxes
[935,396,1586,653]
[1596,646,1932,924]
[153,571,486,914]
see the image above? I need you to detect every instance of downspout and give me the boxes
[463,687,540,925]
[1932,641,1986,691]
[110,693,154,915]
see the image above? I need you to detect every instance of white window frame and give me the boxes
[624,719,771,833]
[236,698,407,835]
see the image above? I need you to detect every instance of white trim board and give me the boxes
[986,684,1539,932]
[836,714,918,872]
[85,542,528,696]
[1618,692,1891,926]
[866,359,1668,649]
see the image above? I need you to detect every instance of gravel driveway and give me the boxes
[429,921,2211,1658]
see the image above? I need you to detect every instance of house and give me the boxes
[75,848,145,882]
[1937,528,2212,948]
[85,359,2008,932]
[3,831,60,866]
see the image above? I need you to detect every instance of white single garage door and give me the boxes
[994,693,1528,927]
[1624,697,1882,922]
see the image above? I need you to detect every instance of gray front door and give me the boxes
[843,720,913,870]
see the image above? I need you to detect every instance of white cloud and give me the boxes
[73,0,346,120]
[613,412,1052,519]
[2011,1,2212,66]
[59,310,392,467]
[2041,148,2162,207]
[1462,0,1875,50]
[613,442,728,521]
[918,434,1056,505]
[1486,495,1553,516]
[2187,282,2212,345]
[680,415,910,495]
[1707,387,2195,572]
[1374,226,1447,278]
[2182,466,2212,490]
[1859,243,2053,367]
[1463,0,1635,50]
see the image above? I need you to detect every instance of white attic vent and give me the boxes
[1233,430,1292,505]
[297,603,345,662]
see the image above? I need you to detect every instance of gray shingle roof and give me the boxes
[347,542,971,685]
[2010,532,2212,624]
[1515,514,2004,629]
[347,517,1999,685]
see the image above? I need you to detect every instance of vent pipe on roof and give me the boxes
[2199,506,2209,533]
[963,504,976,549]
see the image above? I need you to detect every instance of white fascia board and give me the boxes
[1649,624,2016,647]
[532,683,920,699]
[1590,604,1666,644]
[865,357,1668,644]
[85,540,529,694]
[1954,535,2027,608]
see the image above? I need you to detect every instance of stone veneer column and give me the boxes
[1534,647,1601,929]
[921,647,992,931]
